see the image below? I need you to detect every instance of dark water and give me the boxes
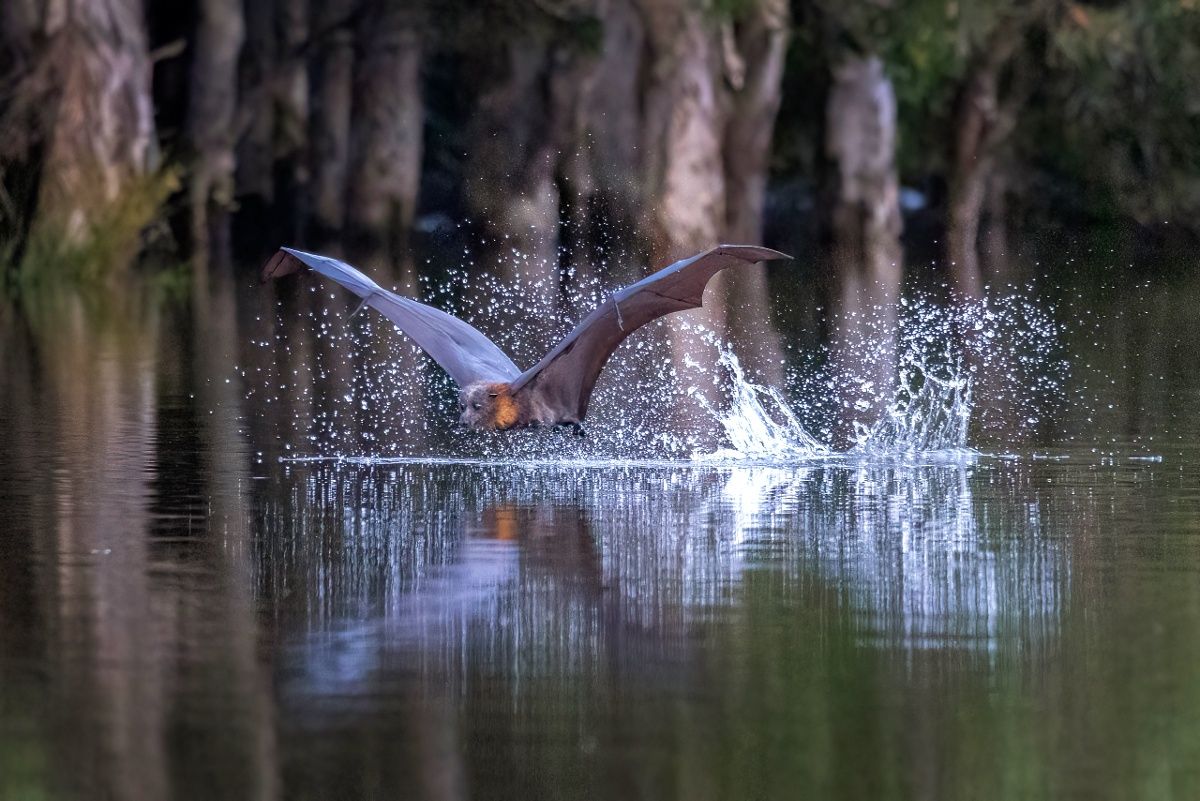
[2,259,1200,800]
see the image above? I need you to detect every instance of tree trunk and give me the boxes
[981,160,1012,275]
[945,61,1000,297]
[273,0,310,234]
[944,12,1036,295]
[463,39,568,302]
[346,2,424,265]
[822,55,903,444]
[309,0,356,241]
[636,0,729,428]
[234,0,309,245]
[638,1,726,266]
[721,0,790,387]
[0,0,158,262]
[234,0,277,204]
[187,0,245,255]
[575,0,644,253]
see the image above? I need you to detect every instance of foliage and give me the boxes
[13,168,180,289]
[1030,0,1200,225]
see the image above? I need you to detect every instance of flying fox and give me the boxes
[263,245,791,432]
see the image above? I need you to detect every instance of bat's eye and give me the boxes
[472,403,482,411]
[488,393,499,398]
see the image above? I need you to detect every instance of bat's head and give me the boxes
[458,382,521,431]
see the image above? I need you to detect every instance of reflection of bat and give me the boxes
[263,245,791,432]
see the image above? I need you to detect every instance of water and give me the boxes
[2,255,1200,800]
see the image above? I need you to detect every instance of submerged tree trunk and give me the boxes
[463,40,568,301]
[721,0,790,387]
[946,58,1003,297]
[346,3,424,265]
[635,0,793,436]
[309,0,356,241]
[636,0,729,429]
[0,0,158,263]
[188,0,245,256]
[234,0,308,242]
[822,55,903,443]
[944,10,1043,295]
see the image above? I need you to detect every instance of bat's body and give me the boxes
[263,245,791,431]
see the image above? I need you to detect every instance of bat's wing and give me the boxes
[510,244,791,420]
[263,248,521,387]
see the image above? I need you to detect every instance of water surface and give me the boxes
[2,261,1200,800]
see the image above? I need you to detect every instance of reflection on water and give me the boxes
[3,263,1200,800]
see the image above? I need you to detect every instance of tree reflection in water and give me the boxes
[3,266,1200,801]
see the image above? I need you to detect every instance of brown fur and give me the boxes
[488,383,521,430]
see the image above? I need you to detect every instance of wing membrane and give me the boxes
[265,248,520,387]
[511,245,790,419]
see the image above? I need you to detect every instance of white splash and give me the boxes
[694,346,973,461]
[258,240,1063,463]
[850,361,973,456]
[692,346,830,460]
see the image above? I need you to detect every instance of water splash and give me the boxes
[694,289,1062,461]
[692,347,830,460]
[850,360,973,456]
[693,345,972,460]
[254,243,1063,463]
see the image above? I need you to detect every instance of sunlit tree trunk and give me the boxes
[0,0,158,261]
[188,0,244,256]
[638,1,726,267]
[637,0,791,433]
[346,2,424,267]
[822,55,903,443]
[636,0,731,437]
[721,0,790,386]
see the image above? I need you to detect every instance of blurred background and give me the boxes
[2,0,1198,288]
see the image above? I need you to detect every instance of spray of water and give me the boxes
[250,240,1064,462]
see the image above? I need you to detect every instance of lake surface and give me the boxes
[2,254,1200,800]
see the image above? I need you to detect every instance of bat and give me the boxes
[262,245,792,432]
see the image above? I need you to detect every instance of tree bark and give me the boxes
[463,37,570,302]
[274,0,310,203]
[235,0,278,204]
[635,0,729,428]
[822,54,903,443]
[0,0,158,260]
[945,59,1002,297]
[637,1,726,266]
[187,0,245,255]
[309,0,356,240]
[574,0,644,254]
[721,0,790,386]
[346,1,424,265]
[944,10,1041,295]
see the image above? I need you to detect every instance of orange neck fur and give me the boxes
[488,383,521,430]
